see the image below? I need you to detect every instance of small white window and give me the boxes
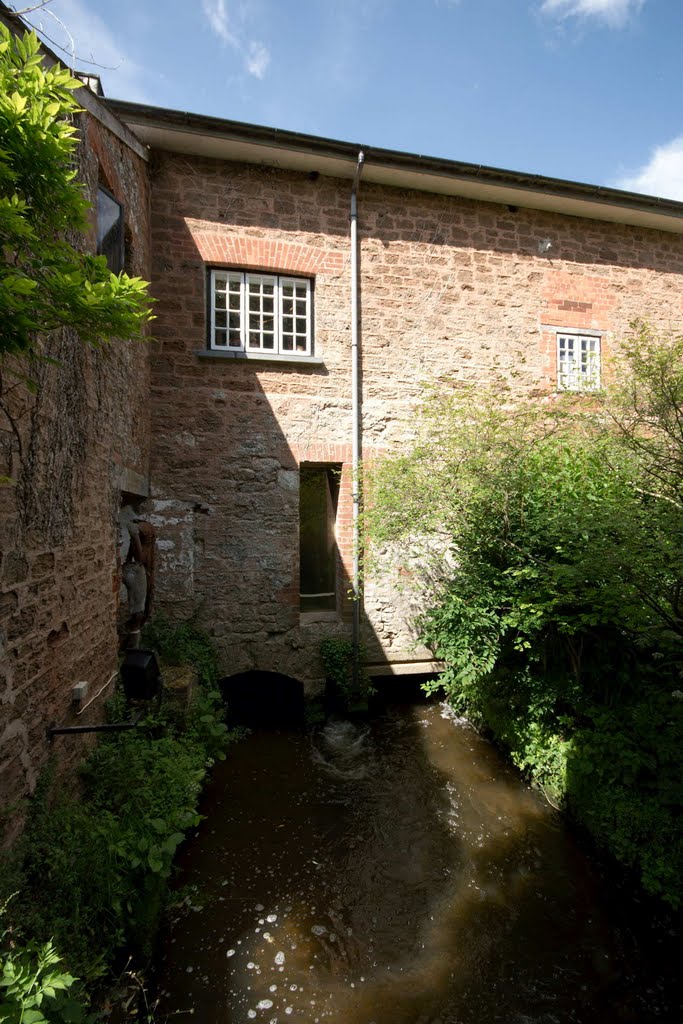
[210,270,312,356]
[557,333,600,391]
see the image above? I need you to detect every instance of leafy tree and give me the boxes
[0,24,152,357]
[606,320,683,509]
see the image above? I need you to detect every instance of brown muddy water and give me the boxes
[154,703,681,1023]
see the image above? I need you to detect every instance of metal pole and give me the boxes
[47,710,143,740]
[350,151,365,689]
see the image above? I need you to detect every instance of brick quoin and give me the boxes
[291,444,355,618]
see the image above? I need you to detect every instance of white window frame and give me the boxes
[210,269,313,357]
[556,332,601,392]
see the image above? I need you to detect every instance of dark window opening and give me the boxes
[97,185,124,273]
[299,464,340,613]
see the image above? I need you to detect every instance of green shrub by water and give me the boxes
[0,621,236,1020]
[369,326,683,909]
[431,660,683,906]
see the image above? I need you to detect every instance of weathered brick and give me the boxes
[0,101,152,812]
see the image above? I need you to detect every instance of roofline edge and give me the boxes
[106,98,683,225]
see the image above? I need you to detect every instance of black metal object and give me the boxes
[48,710,143,739]
[47,650,163,741]
[120,649,162,702]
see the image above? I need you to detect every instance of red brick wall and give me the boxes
[0,109,152,820]
[146,151,683,688]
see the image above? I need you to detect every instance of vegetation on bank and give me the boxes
[368,323,683,909]
[320,636,374,713]
[0,621,236,1022]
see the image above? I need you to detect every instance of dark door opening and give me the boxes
[299,463,340,613]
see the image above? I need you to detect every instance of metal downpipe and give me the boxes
[350,151,365,688]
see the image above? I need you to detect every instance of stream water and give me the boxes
[154,701,680,1023]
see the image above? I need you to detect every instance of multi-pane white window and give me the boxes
[210,270,312,356]
[557,333,601,391]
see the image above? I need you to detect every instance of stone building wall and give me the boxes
[0,99,152,820]
[146,150,683,690]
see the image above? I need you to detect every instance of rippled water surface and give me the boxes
[155,703,680,1023]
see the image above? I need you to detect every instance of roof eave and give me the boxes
[106,99,683,235]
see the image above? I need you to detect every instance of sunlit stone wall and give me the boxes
[145,150,683,691]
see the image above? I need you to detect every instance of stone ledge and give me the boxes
[118,465,149,498]
[364,659,444,676]
[195,349,324,367]
[162,664,197,710]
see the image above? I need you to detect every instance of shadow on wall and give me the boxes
[155,152,683,276]
[147,152,440,694]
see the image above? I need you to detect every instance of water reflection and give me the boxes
[155,704,679,1023]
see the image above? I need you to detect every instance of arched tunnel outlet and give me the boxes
[219,670,441,729]
[220,671,306,729]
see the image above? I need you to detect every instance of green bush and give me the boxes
[0,930,82,1024]
[369,347,683,907]
[320,636,373,711]
[1,621,238,1015]
[0,25,153,358]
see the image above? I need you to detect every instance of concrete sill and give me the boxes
[195,349,324,367]
[365,659,445,676]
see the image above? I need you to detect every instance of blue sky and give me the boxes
[15,0,683,200]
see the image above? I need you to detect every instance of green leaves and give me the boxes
[141,617,220,687]
[0,939,79,1024]
[1,623,236,991]
[320,636,373,710]
[371,380,683,698]
[0,24,153,357]
[368,351,683,906]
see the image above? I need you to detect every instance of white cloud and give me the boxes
[615,136,683,201]
[246,42,270,80]
[540,0,645,28]
[201,0,238,47]
[22,0,152,102]
[201,0,271,79]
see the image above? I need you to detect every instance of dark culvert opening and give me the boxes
[369,672,442,709]
[220,670,305,729]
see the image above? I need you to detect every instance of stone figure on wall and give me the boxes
[120,509,156,646]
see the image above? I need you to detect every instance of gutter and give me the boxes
[105,99,683,226]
